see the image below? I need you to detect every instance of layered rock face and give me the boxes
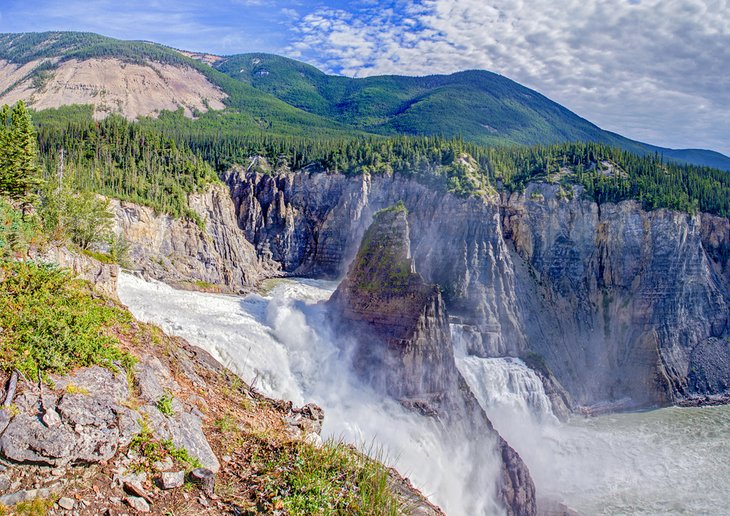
[32,245,119,299]
[112,184,277,292]
[227,170,730,410]
[328,206,536,516]
[502,184,729,408]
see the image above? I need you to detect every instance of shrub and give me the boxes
[0,198,44,258]
[254,437,401,515]
[0,260,134,380]
[156,390,175,417]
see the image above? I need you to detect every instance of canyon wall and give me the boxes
[112,184,277,293]
[225,168,730,410]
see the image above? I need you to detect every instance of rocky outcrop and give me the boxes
[328,206,536,516]
[328,205,457,405]
[0,271,440,514]
[226,169,730,410]
[32,245,119,299]
[112,184,277,292]
[0,366,138,467]
[0,356,221,473]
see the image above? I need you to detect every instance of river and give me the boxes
[118,273,730,515]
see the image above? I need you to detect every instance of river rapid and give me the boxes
[118,273,730,515]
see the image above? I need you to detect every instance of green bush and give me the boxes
[0,260,134,380]
[255,438,401,515]
[156,390,175,417]
[0,198,44,258]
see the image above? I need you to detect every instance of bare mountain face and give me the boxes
[0,57,226,119]
[0,31,728,169]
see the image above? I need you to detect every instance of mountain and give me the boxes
[215,52,730,170]
[0,32,359,138]
[217,53,618,145]
[0,31,728,170]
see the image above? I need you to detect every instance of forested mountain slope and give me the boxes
[216,52,730,170]
[0,31,727,170]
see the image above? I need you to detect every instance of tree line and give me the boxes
[166,128,730,216]
[21,104,730,220]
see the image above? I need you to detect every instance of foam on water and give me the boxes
[119,273,730,515]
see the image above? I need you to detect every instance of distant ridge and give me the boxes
[0,31,727,170]
[215,52,730,170]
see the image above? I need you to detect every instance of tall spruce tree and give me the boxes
[0,101,42,207]
[0,104,10,194]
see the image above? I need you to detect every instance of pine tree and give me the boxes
[0,101,43,208]
[0,104,11,193]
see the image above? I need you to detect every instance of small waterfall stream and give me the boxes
[451,323,557,426]
[457,355,556,422]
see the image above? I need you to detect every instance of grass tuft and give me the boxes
[250,436,402,515]
[130,417,203,472]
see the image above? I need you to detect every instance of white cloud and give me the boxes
[289,0,730,154]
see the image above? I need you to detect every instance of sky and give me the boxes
[1,0,728,155]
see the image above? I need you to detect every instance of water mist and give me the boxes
[118,273,504,515]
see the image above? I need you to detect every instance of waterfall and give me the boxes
[118,273,503,516]
[458,356,557,423]
[118,274,730,515]
[451,324,556,424]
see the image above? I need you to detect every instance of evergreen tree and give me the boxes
[0,101,43,208]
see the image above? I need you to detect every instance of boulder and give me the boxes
[0,367,136,467]
[139,406,219,473]
[159,471,185,490]
[134,356,178,404]
[126,495,150,513]
[58,497,75,510]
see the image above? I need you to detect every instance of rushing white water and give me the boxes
[118,273,502,515]
[119,273,730,515]
[455,349,730,515]
[457,355,556,423]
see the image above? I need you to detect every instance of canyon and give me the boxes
[1,28,727,516]
[118,167,730,411]
[111,165,730,513]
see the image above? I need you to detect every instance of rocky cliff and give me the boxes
[226,169,730,410]
[32,245,119,300]
[112,184,277,293]
[328,206,536,516]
